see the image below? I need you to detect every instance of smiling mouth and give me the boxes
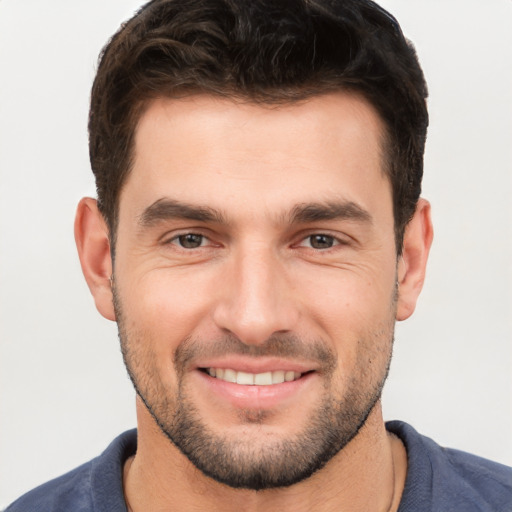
[201,368,308,385]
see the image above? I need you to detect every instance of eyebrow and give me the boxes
[138,197,372,229]
[139,198,226,227]
[289,201,372,225]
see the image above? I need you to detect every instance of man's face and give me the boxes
[113,93,398,489]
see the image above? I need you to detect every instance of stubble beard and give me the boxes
[113,288,395,491]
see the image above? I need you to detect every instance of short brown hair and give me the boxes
[89,0,428,252]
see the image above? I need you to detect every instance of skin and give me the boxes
[75,92,433,511]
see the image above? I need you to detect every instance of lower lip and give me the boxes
[195,370,316,409]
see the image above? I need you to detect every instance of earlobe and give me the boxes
[74,198,116,321]
[396,198,433,321]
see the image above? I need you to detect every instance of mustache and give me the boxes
[174,333,337,373]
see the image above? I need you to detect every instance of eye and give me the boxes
[308,234,336,249]
[173,233,206,249]
[303,234,338,249]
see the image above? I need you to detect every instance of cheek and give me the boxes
[120,270,217,346]
[299,268,395,331]
[115,278,205,394]
[294,265,396,367]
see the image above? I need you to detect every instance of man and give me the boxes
[6,0,511,510]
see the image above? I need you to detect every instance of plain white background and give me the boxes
[1,0,511,507]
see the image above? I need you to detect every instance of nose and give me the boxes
[212,244,299,345]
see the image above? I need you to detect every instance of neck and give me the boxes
[123,400,407,512]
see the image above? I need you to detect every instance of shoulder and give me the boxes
[387,421,512,512]
[4,460,95,512]
[5,430,137,512]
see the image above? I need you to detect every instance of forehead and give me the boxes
[122,92,391,222]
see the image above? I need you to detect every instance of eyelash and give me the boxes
[164,231,348,251]
[297,233,344,250]
[166,232,211,249]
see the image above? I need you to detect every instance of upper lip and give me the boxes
[194,356,318,375]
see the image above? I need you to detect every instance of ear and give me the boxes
[74,197,116,321]
[396,198,433,321]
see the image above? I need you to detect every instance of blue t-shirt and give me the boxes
[6,421,512,511]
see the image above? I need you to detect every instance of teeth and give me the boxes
[254,372,272,385]
[223,369,236,383]
[206,368,302,385]
[285,371,295,382]
[236,371,254,385]
[272,370,285,384]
